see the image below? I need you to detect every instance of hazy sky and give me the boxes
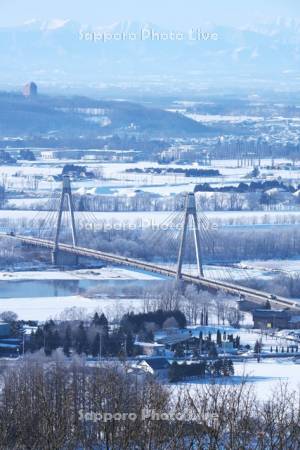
[1,0,299,28]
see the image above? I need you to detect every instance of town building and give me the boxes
[252,309,300,330]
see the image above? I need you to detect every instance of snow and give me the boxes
[0,267,159,282]
[170,326,300,400]
[0,267,159,321]
[234,359,300,400]
[177,359,300,401]
[184,113,264,124]
[42,19,71,31]
[0,295,144,322]
[241,259,300,274]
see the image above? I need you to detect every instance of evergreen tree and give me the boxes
[234,336,240,349]
[53,330,61,350]
[223,359,234,376]
[99,313,109,334]
[212,359,222,377]
[200,311,204,326]
[208,342,218,359]
[63,326,72,357]
[205,311,209,326]
[28,331,37,353]
[125,331,134,356]
[44,329,54,356]
[35,327,45,350]
[75,322,89,355]
[168,362,180,383]
[44,320,55,333]
[91,333,100,358]
[92,312,101,326]
[199,331,203,353]
[254,340,261,355]
[216,330,222,346]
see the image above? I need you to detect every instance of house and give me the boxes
[41,151,56,160]
[156,328,192,347]
[288,315,300,328]
[0,339,22,357]
[134,341,166,357]
[0,323,22,357]
[0,322,11,338]
[252,309,300,330]
[137,358,170,380]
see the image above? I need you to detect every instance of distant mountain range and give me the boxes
[1,19,300,92]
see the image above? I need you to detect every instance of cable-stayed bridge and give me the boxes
[2,176,299,310]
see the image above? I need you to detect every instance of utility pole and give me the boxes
[99,329,102,362]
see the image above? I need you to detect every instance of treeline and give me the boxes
[27,310,186,358]
[0,133,169,155]
[6,223,300,266]
[120,310,186,334]
[77,226,300,264]
[1,355,299,449]
[244,273,300,299]
[126,167,220,177]
[169,359,234,382]
[195,179,296,194]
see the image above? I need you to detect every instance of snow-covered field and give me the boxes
[167,325,300,399]
[182,359,300,401]
[0,294,144,322]
[172,325,300,399]
[234,359,300,399]
[241,259,300,274]
[3,158,300,198]
[0,267,159,282]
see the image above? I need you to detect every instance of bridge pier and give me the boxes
[52,250,78,267]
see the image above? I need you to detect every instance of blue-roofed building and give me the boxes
[0,322,11,338]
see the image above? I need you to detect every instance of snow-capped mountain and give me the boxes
[0,19,299,91]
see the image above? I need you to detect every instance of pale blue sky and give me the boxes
[0,0,299,28]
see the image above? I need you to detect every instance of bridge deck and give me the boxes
[2,232,299,311]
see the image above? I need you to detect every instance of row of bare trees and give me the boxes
[3,215,300,266]
[0,353,299,449]
[143,281,242,327]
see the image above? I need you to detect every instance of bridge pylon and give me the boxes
[52,175,78,266]
[176,191,203,279]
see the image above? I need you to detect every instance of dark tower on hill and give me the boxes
[23,81,38,97]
